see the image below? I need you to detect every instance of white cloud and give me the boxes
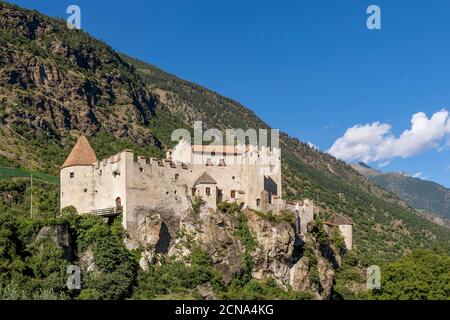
[328,109,450,163]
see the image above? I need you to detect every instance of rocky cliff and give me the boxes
[131,202,342,299]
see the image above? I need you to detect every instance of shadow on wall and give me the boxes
[264,176,278,199]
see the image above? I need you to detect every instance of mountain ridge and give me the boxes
[352,162,450,220]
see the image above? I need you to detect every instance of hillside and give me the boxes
[0,0,449,270]
[352,162,450,220]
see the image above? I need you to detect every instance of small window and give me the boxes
[192,188,197,196]
[99,170,102,176]
[206,187,211,196]
[175,174,179,180]
[84,189,87,193]
[232,176,235,180]
[69,172,74,179]
[211,152,216,157]
[139,167,143,173]
[256,199,261,207]
[231,190,236,199]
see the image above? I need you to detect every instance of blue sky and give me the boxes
[7,0,450,187]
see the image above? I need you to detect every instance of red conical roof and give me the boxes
[62,136,97,168]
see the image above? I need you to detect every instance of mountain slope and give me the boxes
[0,1,449,265]
[352,162,450,219]
[125,58,450,263]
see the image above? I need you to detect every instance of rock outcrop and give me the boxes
[129,203,342,299]
[245,210,294,288]
[35,224,73,260]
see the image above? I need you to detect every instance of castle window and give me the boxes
[231,190,236,199]
[232,176,235,180]
[206,187,211,196]
[192,188,197,196]
[256,199,261,207]
[175,174,179,180]
[69,172,74,179]
[139,167,143,173]
[99,170,102,176]
[84,189,87,193]
[211,152,216,157]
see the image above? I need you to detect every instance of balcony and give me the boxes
[91,206,123,217]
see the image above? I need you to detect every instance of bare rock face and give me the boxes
[317,256,335,298]
[245,210,295,287]
[196,282,218,300]
[128,204,341,299]
[133,208,173,270]
[196,211,244,284]
[136,210,163,250]
[35,224,72,260]
[289,257,312,292]
[171,206,245,284]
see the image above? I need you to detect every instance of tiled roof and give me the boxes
[194,171,217,185]
[324,213,353,226]
[62,136,97,168]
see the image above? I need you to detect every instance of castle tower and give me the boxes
[60,136,97,214]
[194,171,218,210]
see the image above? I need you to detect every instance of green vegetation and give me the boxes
[332,251,369,300]
[192,196,205,215]
[0,180,59,217]
[331,226,346,254]
[233,211,257,284]
[283,154,450,264]
[371,250,450,300]
[0,208,138,300]
[0,167,58,184]
[251,209,295,225]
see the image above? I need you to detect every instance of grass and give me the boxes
[0,166,58,185]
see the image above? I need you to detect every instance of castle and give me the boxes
[60,136,352,250]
